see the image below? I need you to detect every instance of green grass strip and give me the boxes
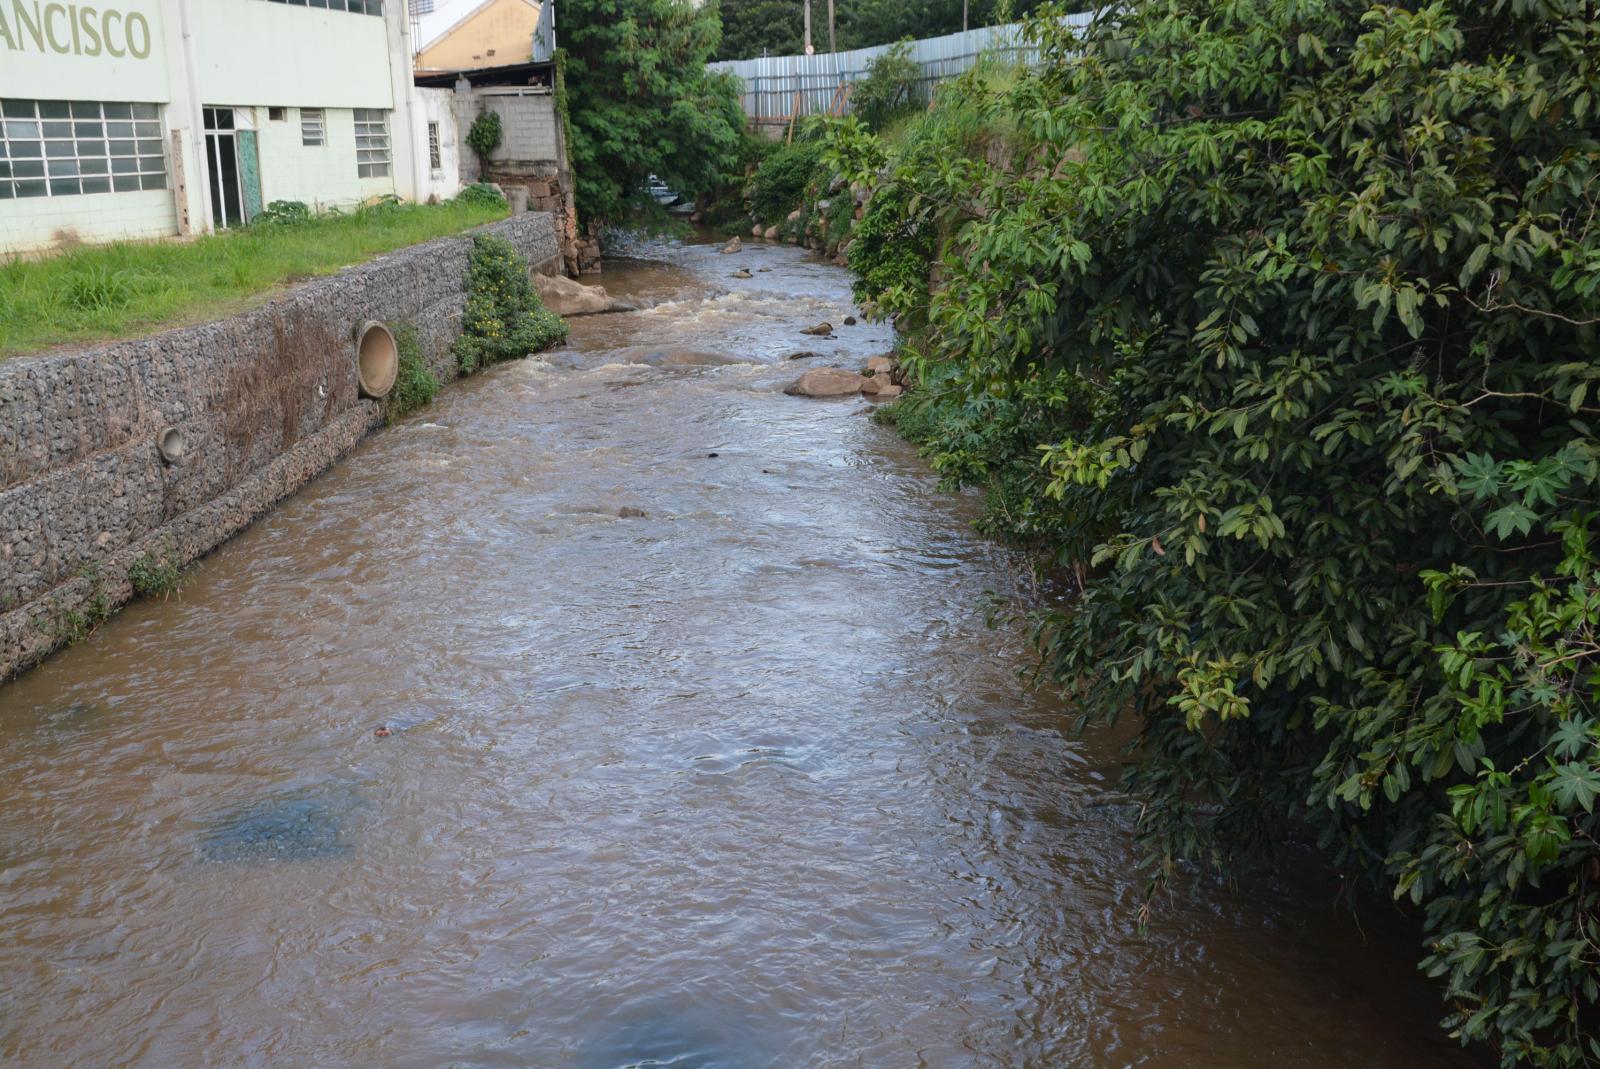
[0,198,509,358]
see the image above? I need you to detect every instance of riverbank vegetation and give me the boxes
[0,195,510,358]
[452,233,568,375]
[561,0,746,224]
[816,1,1600,1063]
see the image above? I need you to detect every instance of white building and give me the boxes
[0,0,457,254]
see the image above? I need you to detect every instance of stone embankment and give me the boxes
[0,213,560,680]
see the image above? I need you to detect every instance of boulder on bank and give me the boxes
[861,376,902,399]
[865,355,894,375]
[763,225,779,241]
[531,273,631,316]
[784,368,870,398]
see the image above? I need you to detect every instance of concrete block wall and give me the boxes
[0,212,560,680]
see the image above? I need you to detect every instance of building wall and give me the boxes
[254,107,367,211]
[0,190,177,251]
[479,89,559,164]
[415,0,538,72]
[187,1,395,110]
[415,88,463,202]
[0,212,561,680]
[0,0,424,253]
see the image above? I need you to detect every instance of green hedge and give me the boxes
[849,1,1600,1063]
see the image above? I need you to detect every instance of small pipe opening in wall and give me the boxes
[157,426,186,464]
[355,321,398,399]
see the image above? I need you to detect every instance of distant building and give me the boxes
[0,0,452,254]
[412,0,548,78]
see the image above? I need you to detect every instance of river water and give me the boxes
[0,236,1479,1069]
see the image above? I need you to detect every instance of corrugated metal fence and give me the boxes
[708,14,1093,123]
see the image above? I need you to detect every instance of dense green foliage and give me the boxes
[452,235,567,375]
[387,323,441,423]
[0,197,508,357]
[749,140,826,222]
[712,0,804,59]
[466,111,505,173]
[561,0,745,223]
[457,183,509,209]
[852,41,924,130]
[845,1,1600,1062]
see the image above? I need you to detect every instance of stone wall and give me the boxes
[0,212,559,680]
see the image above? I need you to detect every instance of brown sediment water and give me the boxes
[0,235,1480,1069]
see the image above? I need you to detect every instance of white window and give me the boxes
[301,108,325,147]
[411,0,435,13]
[354,109,390,178]
[265,0,384,14]
[0,98,166,200]
[427,121,441,171]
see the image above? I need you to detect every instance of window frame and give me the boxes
[300,108,325,147]
[353,108,391,179]
[0,98,167,201]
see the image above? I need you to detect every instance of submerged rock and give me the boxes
[199,790,354,863]
[617,506,648,519]
[784,368,869,398]
[608,346,746,367]
[531,273,632,316]
[784,350,824,361]
[731,269,752,279]
[799,322,834,337]
[843,315,857,326]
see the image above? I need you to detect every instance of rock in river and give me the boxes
[721,236,743,254]
[799,322,834,337]
[532,273,632,316]
[784,368,870,398]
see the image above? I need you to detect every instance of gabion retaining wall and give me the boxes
[0,211,560,680]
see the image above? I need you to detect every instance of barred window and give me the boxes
[427,121,441,171]
[411,0,434,12]
[0,99,166,200]
[354,109,390,178]
[301,108,325,147]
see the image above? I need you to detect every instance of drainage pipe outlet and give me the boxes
[355,321,399,399]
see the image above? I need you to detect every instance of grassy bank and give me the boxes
[0,197,509,357]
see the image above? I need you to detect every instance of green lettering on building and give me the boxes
[0,1,153,58]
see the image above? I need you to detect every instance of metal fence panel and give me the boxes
[708,15,1094,122]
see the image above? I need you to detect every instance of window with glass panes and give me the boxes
[301,108,325,147]
[0,100,166,200]
[354,109,390,178]
[263,0,384,14]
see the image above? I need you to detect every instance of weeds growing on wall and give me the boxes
[385,323,441,424]
[452,234,568,375]
[841,1,1600,1063]
[127,554,190,599]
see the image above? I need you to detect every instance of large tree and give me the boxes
[561,0,745,223]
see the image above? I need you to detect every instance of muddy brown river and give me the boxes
[1,236,1480,1068]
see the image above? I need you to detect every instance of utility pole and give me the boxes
[803,0,813,54]
[962,0,968,32]
[828,0,835,52]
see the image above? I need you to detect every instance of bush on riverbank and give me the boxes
[0,196,510,358]
[386,324,441,424]
[851,1,1600,1063]
[452,234,568,374]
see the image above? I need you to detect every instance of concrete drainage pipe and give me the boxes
[355,321,399,399]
